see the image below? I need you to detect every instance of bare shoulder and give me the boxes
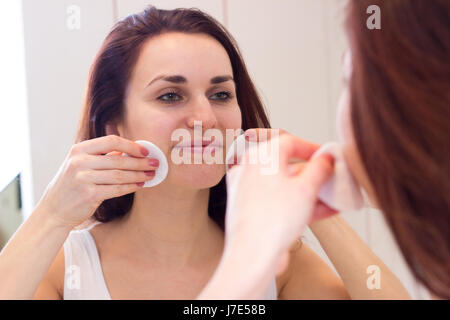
[275,239,303,297]
[277,240,350,300]
[33,245,65,299]
[86,219,114,249]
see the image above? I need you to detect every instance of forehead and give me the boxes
[131,32,233,85]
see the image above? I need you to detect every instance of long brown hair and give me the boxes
[74,6,270,230]
[346,0,450,298]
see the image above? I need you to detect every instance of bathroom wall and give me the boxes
[0,1,33,219]
[19,0,428,298]
[21,0,115,217]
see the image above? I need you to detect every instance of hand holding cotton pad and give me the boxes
[225,135,364,212]
[123,140,169,187]
[311,142,364,211]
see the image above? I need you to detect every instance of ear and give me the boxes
[105,120,122,136]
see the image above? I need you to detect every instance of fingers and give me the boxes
[96,182,148,200]
[106,151,123,156]
[295,153,335,196]
[286,161,306,176]
[78,169,156,185]
[278,135,322,173]
[234,131,322,178]
[73,135,149,158]
[83,154,159,171]
[244,128,289,142]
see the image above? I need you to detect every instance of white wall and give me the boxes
[0,1,33,218]
[19,0,428,299]
[21,0,115,217]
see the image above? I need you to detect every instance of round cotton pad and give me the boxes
[123,140,169,187]
[311,142,364,211]
[225,134,247,170]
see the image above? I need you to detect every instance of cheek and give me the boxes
[124,106,179,153]
[218,104,242,131]
[337,88,351,144]
[337,89,378,206]
[221,105,242,129]
[343,143,378,207]
[337,88,359,170]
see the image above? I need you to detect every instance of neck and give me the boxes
[110,183,224,269]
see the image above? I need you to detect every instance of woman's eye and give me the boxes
[210,91,232,101]
[157,92,182,103]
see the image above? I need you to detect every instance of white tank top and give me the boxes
[63,221,278,300]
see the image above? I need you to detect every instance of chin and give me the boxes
[170,163,225,189]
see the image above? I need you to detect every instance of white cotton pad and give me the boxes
[225,134,262,171]
[123,140,169,187]
[225,134,247,170]
[311,142,364,211]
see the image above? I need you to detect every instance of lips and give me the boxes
[173,140,222,148]
[173,140,223,155]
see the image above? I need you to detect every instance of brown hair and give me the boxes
[74,6,270,230]
[346,0,450,298]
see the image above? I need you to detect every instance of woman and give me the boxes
[0,6,406,299]
[199,0,449,300]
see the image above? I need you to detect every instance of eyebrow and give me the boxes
[210,75,234,84]
[146,74,234,87]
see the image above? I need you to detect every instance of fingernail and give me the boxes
[140,146,149,156]
[322,153,335,166]
[145,170,155,177]
[244,131,257,141]
[136,182,145,187]
[148,158,159,167]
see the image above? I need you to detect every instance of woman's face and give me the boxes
[113,32,242,189]
[337,50,377,206]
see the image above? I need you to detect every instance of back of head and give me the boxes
[346,0,450,298]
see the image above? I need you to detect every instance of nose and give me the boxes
[186,95,218,130]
